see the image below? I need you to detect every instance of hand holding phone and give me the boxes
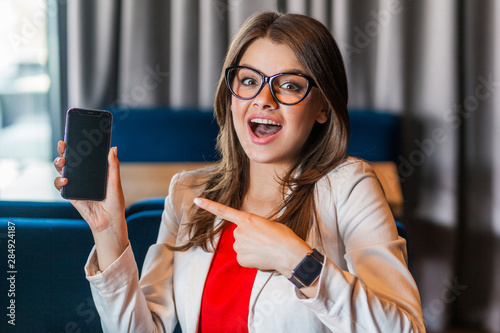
[54,109,129,270]
[61,108,113,201]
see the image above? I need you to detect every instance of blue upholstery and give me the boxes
[395,220,409,242]
[347,110,401,162]
[0,200,82,219]
[126,209,163,273]
[109,107,220,162]
[125,197,165,218]
[0,218,101,332]
[124,210,183,333]
[109,107,400,163]
[0,213,168,332]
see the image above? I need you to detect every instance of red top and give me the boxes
[198,222,258,333]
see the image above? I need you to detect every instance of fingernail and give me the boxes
[55,157,61,163]
[59,178,66,184]
[113,147,117,156]
[194,198,203,206]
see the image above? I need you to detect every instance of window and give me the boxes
[0,0,60,201]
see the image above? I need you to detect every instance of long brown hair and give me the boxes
[172,11,349,252]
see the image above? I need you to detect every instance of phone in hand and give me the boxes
[61,108,113,201]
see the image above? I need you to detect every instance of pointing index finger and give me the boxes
[194,198,244,225]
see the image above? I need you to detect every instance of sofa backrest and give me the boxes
[109,107,219,162]
[0,200,82,219]
[109,107,401,163]
[0,218,102,332]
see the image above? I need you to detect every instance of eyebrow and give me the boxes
[239,64,308,76]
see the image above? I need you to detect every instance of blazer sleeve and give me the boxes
[297,160,426,332]
[84,172,185,333]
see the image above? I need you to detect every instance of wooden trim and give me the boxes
[120,161,403,217]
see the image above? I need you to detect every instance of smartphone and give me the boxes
[61,108,113,201]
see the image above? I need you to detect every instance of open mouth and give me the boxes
[249,118,283,138]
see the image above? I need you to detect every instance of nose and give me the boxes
[253,82,279,109]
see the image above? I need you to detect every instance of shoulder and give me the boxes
[166,166,215,211]
[318,158,397,248]
[331,156,375,177]
[170,166,215,189]
[320,157,376,188]
[161,166,217,231]
[316,157,382,206]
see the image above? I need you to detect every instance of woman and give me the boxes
[54,11,425,332]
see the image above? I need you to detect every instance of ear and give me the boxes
[315,100,329,124]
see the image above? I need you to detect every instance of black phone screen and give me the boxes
[61,108,113,201]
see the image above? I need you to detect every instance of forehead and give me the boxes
[238,37,306,75]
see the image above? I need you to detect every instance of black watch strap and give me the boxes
[289,274,308,289]
[289,249,324,289]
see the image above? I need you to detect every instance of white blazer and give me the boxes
[85,158,426,332]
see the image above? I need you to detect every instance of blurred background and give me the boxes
[0,0,498,332]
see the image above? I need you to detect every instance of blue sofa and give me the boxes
[108,107,400,163]
[109,107,220,162]
[0,218,97,332]
[0,211,164,332]
[0,108,400,332]
[0,200,81,219]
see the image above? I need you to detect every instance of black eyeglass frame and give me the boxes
[225,66,317,106]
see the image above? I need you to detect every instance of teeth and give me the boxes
[250,118,282,126]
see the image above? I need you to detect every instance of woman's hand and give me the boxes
[193,197,312,278]
[54,141,128,271]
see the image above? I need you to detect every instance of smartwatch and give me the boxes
[288,249,324,288]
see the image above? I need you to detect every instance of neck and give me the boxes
[242,161,289,218]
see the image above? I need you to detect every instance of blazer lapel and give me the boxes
[248,270,274,320]
[183,217,224,333]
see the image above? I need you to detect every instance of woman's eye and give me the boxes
[280,82,301,91]
[241,77,258,86]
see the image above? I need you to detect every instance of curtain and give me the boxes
[65,0,500,331]
[458,1,500,330]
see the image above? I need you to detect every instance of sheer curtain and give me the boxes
[65,0,500,331]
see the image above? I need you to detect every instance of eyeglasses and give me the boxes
[225,66,317,106]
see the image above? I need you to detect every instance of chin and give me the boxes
[246,152,292,168]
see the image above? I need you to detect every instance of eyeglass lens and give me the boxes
[228,67,311,105]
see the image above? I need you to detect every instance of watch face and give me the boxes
[294,255,323,286]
